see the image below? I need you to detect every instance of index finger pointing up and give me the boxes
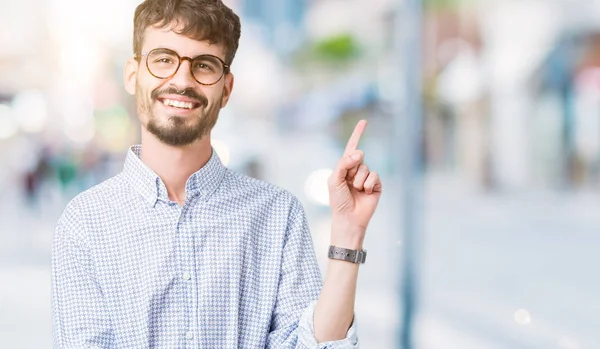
[344,119,367,155]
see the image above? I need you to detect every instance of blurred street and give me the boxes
[418,178,600,349]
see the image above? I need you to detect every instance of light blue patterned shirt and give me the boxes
[52,145,358,348]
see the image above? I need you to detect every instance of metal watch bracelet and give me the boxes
[328,245,367,264]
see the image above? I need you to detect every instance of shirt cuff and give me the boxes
[298,300,359,349]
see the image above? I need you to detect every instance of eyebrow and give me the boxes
[147,48,223,61]
[147,48,176,55]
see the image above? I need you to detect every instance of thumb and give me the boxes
[330,150,364,185]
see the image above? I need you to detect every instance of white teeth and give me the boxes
[163,99,194,109]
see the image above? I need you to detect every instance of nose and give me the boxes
[168,58,196,89]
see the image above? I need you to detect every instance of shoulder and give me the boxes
[221,169,305,213]
[57,173,127,227]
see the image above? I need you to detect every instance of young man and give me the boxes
[51,0,382,348]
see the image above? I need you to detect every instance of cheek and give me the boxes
[138,86,160,107]
[205,88,224,104]
[136,73,160,98]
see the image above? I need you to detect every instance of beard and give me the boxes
[136,85,221,146]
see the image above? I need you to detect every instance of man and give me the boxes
[51,0,382,347]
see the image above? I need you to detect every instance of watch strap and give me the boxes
[328,245,367,264]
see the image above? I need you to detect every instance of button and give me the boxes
[182,272,191,280]
[185,331,194,340]
[179,215,184,223]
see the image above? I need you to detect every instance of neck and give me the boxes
[140,128,212,205]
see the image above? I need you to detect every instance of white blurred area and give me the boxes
[1,0,600,348]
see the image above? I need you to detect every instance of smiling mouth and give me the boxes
[158,98,202,110]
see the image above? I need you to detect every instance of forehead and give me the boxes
[142,25,225,59]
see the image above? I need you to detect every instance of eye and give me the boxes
[195,62,214,71]
[156,57,175,64]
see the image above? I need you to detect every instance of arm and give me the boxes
[312,225,362,342]
[314,120,382,342]
[52,204,114,348]
[266,197,359,349]
[267,120,381,348]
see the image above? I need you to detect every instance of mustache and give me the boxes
[151,87,208,106]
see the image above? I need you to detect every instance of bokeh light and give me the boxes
[211,138,231,167]
[304,169,332,206]
[514,309,532,325]
[0,104,18,140]
[12,90,48,133]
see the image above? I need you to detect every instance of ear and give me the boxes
[124,57,139,96]
[220,73,234,108]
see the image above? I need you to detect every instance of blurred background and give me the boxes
[1,0,599,348]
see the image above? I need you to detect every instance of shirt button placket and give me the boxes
[179,207,196,346]
[179,211,192,283]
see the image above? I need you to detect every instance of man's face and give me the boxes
[125,25,234,146]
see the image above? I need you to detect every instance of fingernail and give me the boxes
[350,151,360,161]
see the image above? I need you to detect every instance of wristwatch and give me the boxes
[328,245,367,264]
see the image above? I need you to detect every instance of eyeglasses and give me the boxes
[136,48,230,86]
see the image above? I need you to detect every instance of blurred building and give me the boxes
[241,0,307,55]
[423,0,600,191]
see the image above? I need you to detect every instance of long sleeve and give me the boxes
[266,198,360,349]
[52,204,114,348]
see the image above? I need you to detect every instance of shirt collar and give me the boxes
[122,145,227,207]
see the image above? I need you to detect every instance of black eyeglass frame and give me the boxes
[135,48,230,86]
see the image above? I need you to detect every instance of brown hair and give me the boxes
[133,0,241,65]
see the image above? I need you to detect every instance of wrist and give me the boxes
[330,219,366,250]
[330,236,364,250]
